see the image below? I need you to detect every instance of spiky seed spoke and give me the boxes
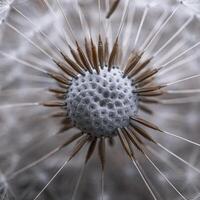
[69,45,86,72]
[85,138,97,164]
[130,117,162,132]
[133,68,159,85]
[138,91,164,97]
[139,104,154,115]
[49,111,67,118]
[47,72,70,85]
[106,0,120,19]
[91,38,100,74]
[56,123,74,135]
[104,38,109,66]
[68,135,89,162]
[98,35,104,67]
[76,41,93,73]
[133,86,164,94]
[118,129,134,159]
[128,57,152,78]
[108,37,119,71]
[122,128,144,153]
[139,97,159,104]
[84,38,93,67]
[48,88,68,94]
[53,60,78,79]
[0,103,40,110]
[41,100,66,107]
[124,52,143,76]
[60,52,86,74]
[98,137,106,170]
[130,123,156,144]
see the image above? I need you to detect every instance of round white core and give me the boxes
[65,67,138,137]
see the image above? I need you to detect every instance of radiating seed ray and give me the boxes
[60,51,86,73]
[166,89,200,94]
[47,72,70,85]
[76,41,93,73]
[144,154,188,200]
[0,88,46,96]
[33,158,70,200]
[84,38,93,67]
[134,6,149,48]
[55,0,77,43]
[144,4,180,51]
[3,21,53,60]
[108,37,119,71]
[106,0,120,19]
[161,40,200,68]
[115,0,130,39]
[165,94,192,106]
[141,10,168,51]
[11,5,61,54]
[165,74,200,86]
[162,131,200,148]
[69,45,86,71]
[53,60,78,79]
[130,117,162,132]
[118,129,134,159]
[98,138,106,171]
[133,85,164,94]
[98,35,104,67]
[48,87,67,94]
[49,111,67,118]
[128,57,152,78]
[85,138,97,164]
[31,136,85,200]
[0,102,40,109]
[8,132,82,180]
[104,38,109,66]
[138,91,163,97]
[132,159,158,200]
[123,51,142,75]
[43,0,68,42]
[122,128,144,153]
[130,124,156,144]
[41,100,66,107]
[158,53,198,76]
[139,104,153,115]
[153,15,193,57]
[121,0,136,65]
[139,97,159,104]
[75,0,91,39]
[71,163,86,200]
[128,126,144,145]
[0,50,49,74]
[156,143,200,175]
[100,167,105,200]
[132,68,159,84]
[137,77,155,88]
[91,38,100,74]
[155,40,185,66]
[56,123,74,135]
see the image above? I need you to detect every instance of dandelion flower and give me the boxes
[0,0,200,199]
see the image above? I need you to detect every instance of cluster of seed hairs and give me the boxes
[1,0,200,199]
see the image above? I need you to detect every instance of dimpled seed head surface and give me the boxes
[65,67,138,137]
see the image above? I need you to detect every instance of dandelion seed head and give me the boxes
[66,67,138,137]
